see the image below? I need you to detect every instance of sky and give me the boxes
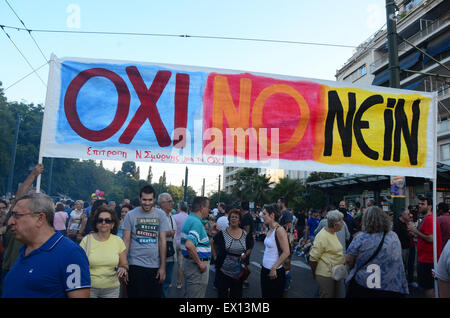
[0,0,387,195]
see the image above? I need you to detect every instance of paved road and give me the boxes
[167,240,425,298]
[168,240,317,298]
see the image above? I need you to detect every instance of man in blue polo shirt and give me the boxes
[2,193,90,298]
[181,196,213,298]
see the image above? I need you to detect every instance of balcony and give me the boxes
[438,120,450,140]
[438,83,450,101]
[370,15,450,73]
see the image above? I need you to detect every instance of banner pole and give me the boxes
[433,176,438,298]
[36,55,55,194]
[433,92,438,298]
[36,154,43,193]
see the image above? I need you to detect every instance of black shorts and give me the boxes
[417,262,435,290]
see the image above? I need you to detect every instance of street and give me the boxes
[167,239,425,298]
[167,240,317,298]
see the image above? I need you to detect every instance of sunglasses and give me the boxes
[97,218,113,224]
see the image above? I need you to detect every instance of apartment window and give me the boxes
[343,64,367,82]
[441,143,450,161]
[360,65,367,76]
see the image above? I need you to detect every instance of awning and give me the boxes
[372,51,421,86]
[403,79,422,90]
[372,69,390,86]
[424,36,450,63]
[307,174,389,189]
[399,51,421,70]
[306,163,450,190]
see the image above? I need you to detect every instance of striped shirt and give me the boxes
[181,213,211,259]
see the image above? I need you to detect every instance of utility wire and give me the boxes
[4,60,49,91]
[0,24,369,50]
[5,0,49,63]
[0,25,47,87]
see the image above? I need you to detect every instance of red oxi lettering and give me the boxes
[65,68,130,142]
[64,67,190,146]
[119,67,172,146]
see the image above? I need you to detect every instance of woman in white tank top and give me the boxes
[261,204,290,298]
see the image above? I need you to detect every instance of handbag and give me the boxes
[166,241,175,257]
[237,264,250,281]
[331,264,348,281]
[166,215,175,257]
[85,233,92,257]
[346,232,386,297]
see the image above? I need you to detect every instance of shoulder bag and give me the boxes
[85,233,92,258]
[346,232,386,297]
[166,216,175,258]
[274,226,292,271]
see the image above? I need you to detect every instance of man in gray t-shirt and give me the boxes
[122,185,170,298]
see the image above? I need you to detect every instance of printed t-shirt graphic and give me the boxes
[135,217,160,244]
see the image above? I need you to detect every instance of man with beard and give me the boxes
[122,185,170,298]
[408,196,442,298]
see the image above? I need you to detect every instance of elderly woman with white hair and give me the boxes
[309,210,346,298]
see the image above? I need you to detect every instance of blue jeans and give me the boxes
[162,261,175,298]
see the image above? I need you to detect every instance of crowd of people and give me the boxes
[0,163,449,298]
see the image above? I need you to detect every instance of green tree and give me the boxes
[159,171,167,186]
[119,161,138,179]
[269,177,304,206]
[167,184,184,204]
[184,186,198,207]
[232,168,273,206]
[208,190,235,209]
[147,166,153,184]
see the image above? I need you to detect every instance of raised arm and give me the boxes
[15,164,44,200]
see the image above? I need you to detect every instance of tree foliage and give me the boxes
[208,190,235,209]
[231,168,273,206]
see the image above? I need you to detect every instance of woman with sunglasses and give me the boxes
[80,206,128,298]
